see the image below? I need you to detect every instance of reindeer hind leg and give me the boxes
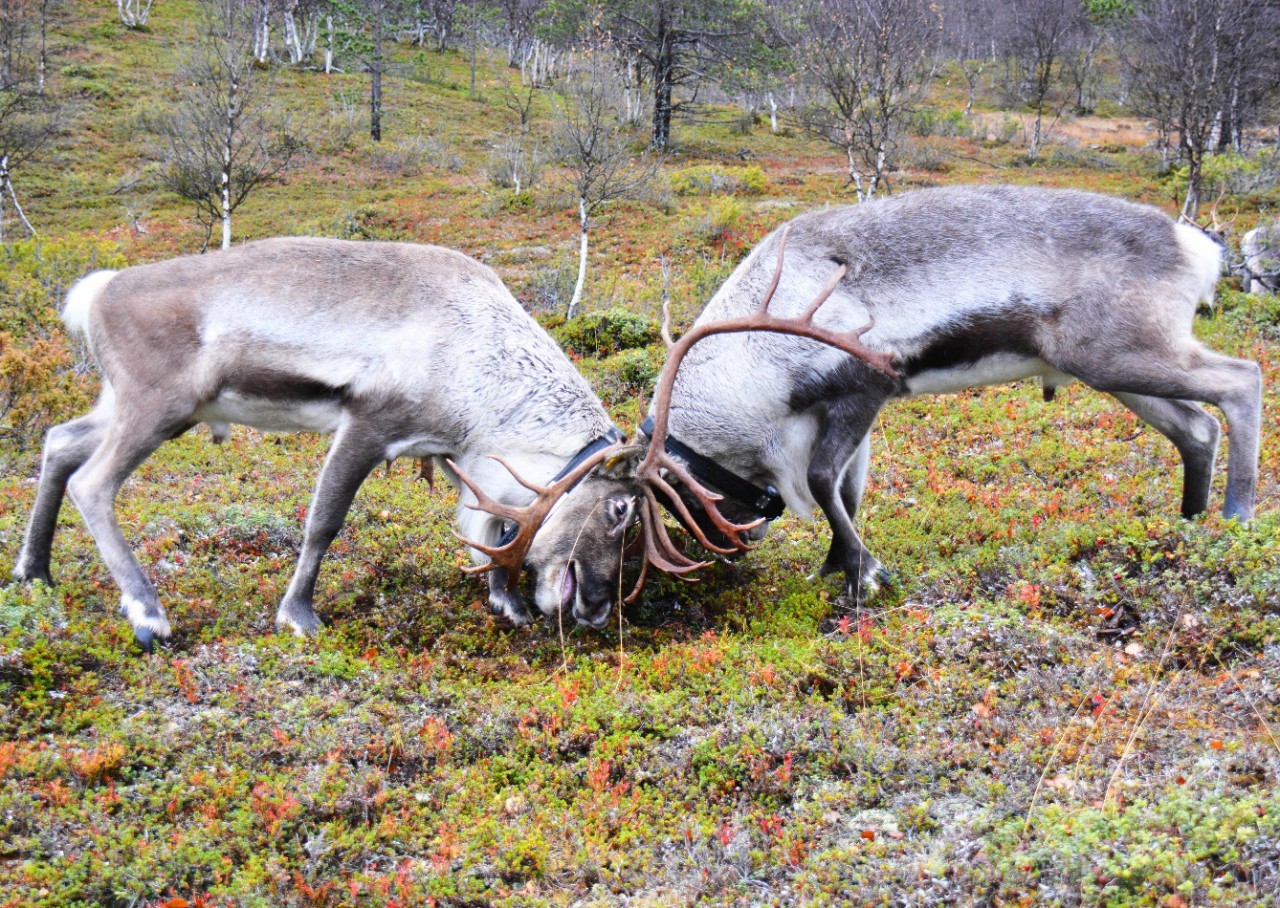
[65,393,192,651]
[1111,392,1221,518]
[1057,343,1260,521]
[15,392,114,584]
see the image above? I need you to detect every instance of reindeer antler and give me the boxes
[626,225,898,602]
[448,446,623,590]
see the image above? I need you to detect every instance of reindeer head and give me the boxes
[453,227,899,628]
[523,466,645,628]
[449,448,644,629]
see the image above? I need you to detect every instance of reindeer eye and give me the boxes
[606,495,637,535]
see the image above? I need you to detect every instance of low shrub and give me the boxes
[552,308,660,356]
[669,164,767,197]
[910,107,974,138]
[684,197,749,248]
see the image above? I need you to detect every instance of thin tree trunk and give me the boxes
[469,9,478,97]
[1182,150,1202,220]
[221,132,233,249]
[38,0,49,93]
[325,15,334,73]
[370,18,383,142]
[652,9,673,149]
[1,156,37,237]
[568,199,589,318]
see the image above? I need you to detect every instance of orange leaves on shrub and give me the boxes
[420,716,455,756]
[69,742,127,785]
[0,742,17,780]
[0,332,93,448]
[170,658,200,704]
[250,781,302,836]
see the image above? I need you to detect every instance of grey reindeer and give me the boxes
[494,185,1264,612]
[640,185,1262,601]
[13,238,645,649]
[483,185,1263,611]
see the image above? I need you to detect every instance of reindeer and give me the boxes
[633,185,1262,602]
[1242,222,1279,294]
[474,186,1263,615]
[13,238,643,649]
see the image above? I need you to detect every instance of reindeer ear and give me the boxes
[605,494,639,536]
[597,444,647,479]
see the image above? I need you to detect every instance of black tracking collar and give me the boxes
[640,416,786,521]
[495,427,627,547]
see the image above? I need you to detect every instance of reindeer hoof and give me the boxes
[276,600,324,637]
[120,594,172,652]
[134,625,157,654]
[12,562,53,586]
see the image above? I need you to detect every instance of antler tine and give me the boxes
[754,224,792,315]
[622,491,712,603]
[487,455,552,495]
[634,221,898,580]
[447,457,527,523]
[448,444,623,591]
[647,450,765,551]
[800,263,849,322]
[660,299,676,350]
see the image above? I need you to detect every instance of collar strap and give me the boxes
[495,427,627,547]
[640,415,785,521]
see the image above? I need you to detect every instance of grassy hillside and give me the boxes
[1,2,1279,905]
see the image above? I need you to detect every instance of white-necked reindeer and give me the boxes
[1242,222,1279,294]
[636,185,1262,601]
[13,238,641,649]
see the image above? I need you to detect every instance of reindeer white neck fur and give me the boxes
[15,238,632,648]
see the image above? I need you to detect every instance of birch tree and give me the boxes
[1122,0,1280,218]
[554,51,657,318]
[790,0,940,200]
[548,0,763,150]
[328,0,412,140]
[0,0,60,240]
[152,0,305,249]
[998,0,1085,158]
[117,0,155,28]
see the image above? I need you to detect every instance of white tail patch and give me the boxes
[1174,223,1223,308]
[62,270,118,340]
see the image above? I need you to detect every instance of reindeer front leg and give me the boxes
[805,395,890,603]
[485,567,534,626]
[276,418,388,636]
[454,512,533,626]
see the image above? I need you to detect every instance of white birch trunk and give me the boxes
[2,157,37,237]
[117,0,154,28]
[254,7,270,64]
[283,12,302,64]
[325,15,334,73]
[768,93,778,133]
[568,198,589,318]
[222,80,236,250]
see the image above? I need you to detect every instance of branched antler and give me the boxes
[448,446,623,590]
[626,225,899,601]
